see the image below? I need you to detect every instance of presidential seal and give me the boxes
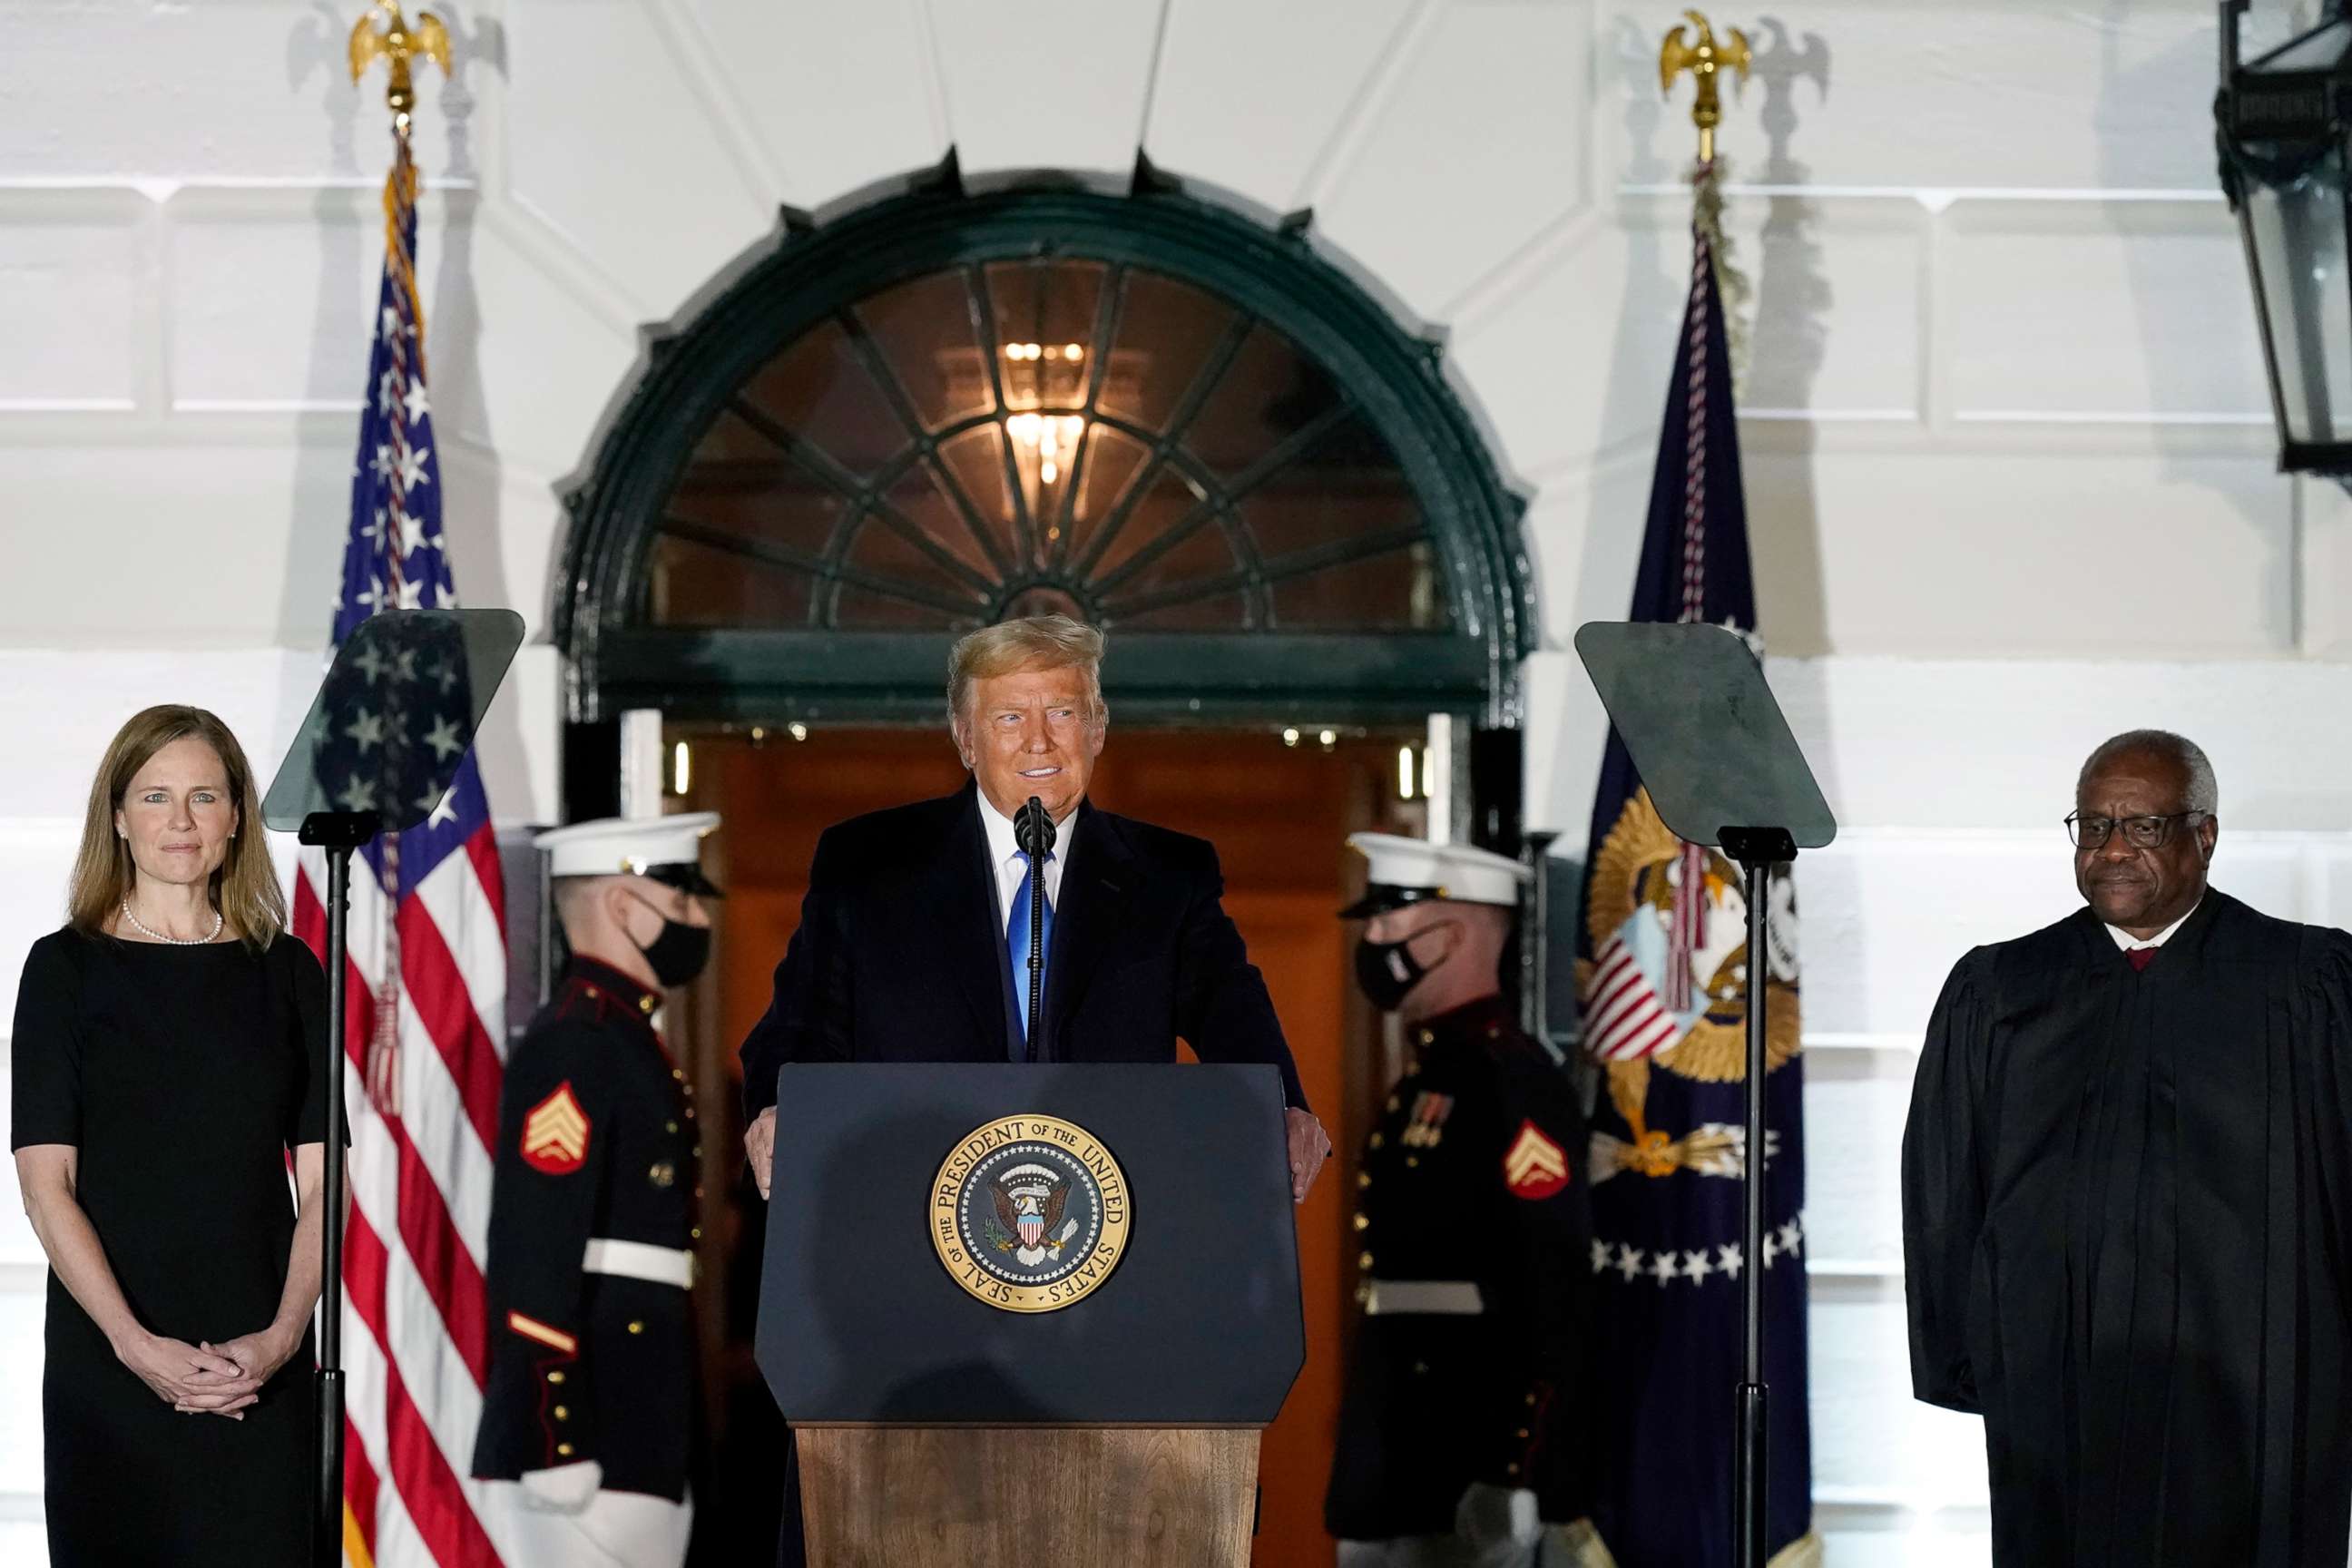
[930,1113,1132,1313]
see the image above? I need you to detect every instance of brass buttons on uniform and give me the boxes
[1355,1283,1369,1306]
[1386,1094,1400,1112]
[553,1406,569,1422]
[1356,1171,1371,1190]
[691,1226,702,1240]
[1353,1213,1369,1231]
[1406,1156,1419,1169]
[557,1443,574,1457]
[1358,1250,1374,1271]
[665,1121,679,1134]
[1506,1464,1521,1478]
[627,1320,644,1335]
[639,995,656,1015]
[1368,1132,1384,1151]
[1418,1029,1435,1046]
[548,1371,565,1385]
[1524,1393,1537,1406]
[671,1067,684,1083]
[1514,1427,1529,1439]
[649,1161,676,1188]
[583,987,600,1001]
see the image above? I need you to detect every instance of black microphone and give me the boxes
[1016,797,1054,1063]
[1014,795,1055,859]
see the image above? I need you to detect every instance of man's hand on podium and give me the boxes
[1286,1106,1331,1203]
[748,1105,777,1200]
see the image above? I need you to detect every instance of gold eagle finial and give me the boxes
[1660,10,1751,163]
[349,1,451,122]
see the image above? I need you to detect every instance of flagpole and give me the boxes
[1661,14,1769,1566]
[327,10,449,1566]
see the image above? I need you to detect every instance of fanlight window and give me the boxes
[646,259,1449,634]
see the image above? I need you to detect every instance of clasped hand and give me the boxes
[121,1323,297,1420]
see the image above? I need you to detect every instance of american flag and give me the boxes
[295,131,513,1568]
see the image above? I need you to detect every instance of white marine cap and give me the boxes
[535,811,724,897]
[1340,831,1531,916]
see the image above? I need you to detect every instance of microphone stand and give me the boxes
[1016,796,1054,1063]
[299,809,377,1566]
[1719,825,1796,1568]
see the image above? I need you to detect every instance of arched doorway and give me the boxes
[555,154,1533,728]
[552,154,1536,1568]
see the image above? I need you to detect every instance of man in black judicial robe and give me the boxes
[1902,729,2352,1566]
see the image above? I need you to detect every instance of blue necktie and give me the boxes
[1007,849,1054,1045]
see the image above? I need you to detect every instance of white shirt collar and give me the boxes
[2105,895,2201,952]
[976,789,1069,915]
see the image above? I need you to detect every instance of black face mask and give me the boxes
[627,894,710,988]
[1354,926,1448,1013]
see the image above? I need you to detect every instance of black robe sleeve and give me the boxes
[278,936,336,1149]
[1903,947,1991,1414]
[1482,1054,1593,1515]
[739,826,855,1119]
[2297,928,2352,1308]
[476,1024,613,1475]
[1169,838,1308,1110]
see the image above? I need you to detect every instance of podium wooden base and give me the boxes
[795,1426,1261,1568]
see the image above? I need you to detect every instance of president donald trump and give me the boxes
[740,613,1331,1205]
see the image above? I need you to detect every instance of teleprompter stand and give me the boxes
[1574,621,1837,1568]
[261,607,524,1568]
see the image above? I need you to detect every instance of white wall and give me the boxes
[0,1,2337,1562]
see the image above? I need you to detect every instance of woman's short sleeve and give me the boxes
[279,936,336,1148]
[11,932,84,1152]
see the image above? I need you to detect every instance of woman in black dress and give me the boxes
[10,704,334,1566]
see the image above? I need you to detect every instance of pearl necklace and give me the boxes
[121,897,223,946]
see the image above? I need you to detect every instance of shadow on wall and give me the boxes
[420,8,544,818]
[1545,16,1837,817]
[2097,0,2296,645]
[1744,18,1832,665]
[275,0,365,710]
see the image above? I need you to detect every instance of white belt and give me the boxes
[1364,1280,1485,1316]
[583,1239,695,1289]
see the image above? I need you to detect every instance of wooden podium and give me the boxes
[757,1064,1305,1568]
[796,1427,1259,1567]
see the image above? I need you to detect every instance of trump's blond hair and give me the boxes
[946,614,1107,726]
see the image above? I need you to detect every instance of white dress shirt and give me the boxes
[977,790,1069,924]
[2104,897,2200,953]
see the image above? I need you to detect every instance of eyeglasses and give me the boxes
[2064,810,2208,850]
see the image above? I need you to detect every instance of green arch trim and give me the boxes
[554,156,1535,726]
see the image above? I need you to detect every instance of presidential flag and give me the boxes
[293,128,515,1568]
[1573,172,1817,1565]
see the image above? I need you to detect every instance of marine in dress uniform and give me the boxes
[1327,835,1595,1568]
[471,812,721,1568]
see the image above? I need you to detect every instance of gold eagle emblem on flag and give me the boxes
[1577,788,1799,1180]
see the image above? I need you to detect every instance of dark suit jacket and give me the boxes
[739,782,1306,1115]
